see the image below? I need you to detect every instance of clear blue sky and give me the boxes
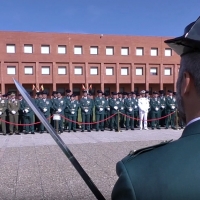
[0,0,199,37]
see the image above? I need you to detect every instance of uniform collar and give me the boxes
[181,119,200,138]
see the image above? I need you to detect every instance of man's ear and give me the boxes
[181,72,192,95]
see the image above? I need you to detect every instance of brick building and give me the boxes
[0,31,180,96]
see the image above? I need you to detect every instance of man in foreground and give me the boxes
[112,16,200,199]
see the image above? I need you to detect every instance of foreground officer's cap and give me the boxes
[173,92,177,95]
[159,90,164,94]
[131,91,136,94]
[112,92,117,95]
[52,91,58,95]
[42,91,48,95]
[117,92,122,95]
[82,90,87,93]
[136,93,140,96]
[165,16,200,56]
[140,90,146,94]
[70,94,76,97]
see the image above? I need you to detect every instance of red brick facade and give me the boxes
[0,31,180,96]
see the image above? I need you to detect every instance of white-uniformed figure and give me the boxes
[138,90,149,130]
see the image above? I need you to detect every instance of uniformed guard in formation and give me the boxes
[0,87,183,135]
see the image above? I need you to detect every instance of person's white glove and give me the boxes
[71,111,75,114]
[12,110,16,114]
[107,107,110,111]
[171,106,175,109]
[129,108,133,112]
[0,111,2,115]
[58,108,62,112]
[135,106,137,108]
[161,106,164,109]
[43,108,47,112]
[155,107,159,111]
[25,109,29,113]
[121,107,124,110]
[114,106,118,110]
[85,109,88,112]
[99,108,103,111]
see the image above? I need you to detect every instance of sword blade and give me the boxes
[13,78,105,200]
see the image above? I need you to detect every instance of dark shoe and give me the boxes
[115,129,118,132]
[87,130,91,132]
[68,130,71,133]
[131,128,135,130]
[126,128,129,130]
[3,133,6,136]
[101,129,104,131]
[15,132,21,135]
[156,127,161,129]
[152,127,154,130]
[31,132,35,134]
[165,127,168,129]
[110,129,113,131]
[9,132,13,135]
[96,130,99,132]
[60,131,63,133]
[81,130,84,132]
[73,130,76,132]
[40,131,44,134]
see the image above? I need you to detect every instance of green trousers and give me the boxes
[125,113,134,129]
[110,114,119,130]
[9,114,19,133]
[24,115,34,132]
[96,114,104,130]
[0,116,6,134]
[68,115,77,131]
[151,111,160,128]
[81,114,90,131]
[165,110,175,128]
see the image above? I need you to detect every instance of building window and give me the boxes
[58,67,66,75]
[74,67,83,75]
[90,67,98,75]
[151,48,158,56]
[24,66,33,75]
[106,67,114,75]
[121,47,129,55]
[106,47,114,55]
[121,67,128,75]
[90,46,98,55]
[58,45,66,54]
[6,45,15,53]
[41,45,50,54]
[136,47,143,56]
[41,66,50,75]
[164,68,171,75]
[150,68,158,75]
[7,66,16,75]
[24,45,33,53]
[136,67,143,75]
[74,46,82,54]
[165,48,172,56]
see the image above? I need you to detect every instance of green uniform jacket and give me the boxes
[79,97,92,115]
[150,98,161,112]
[7,99,20,115]
[118,98,125,114]
[68,100,79,116]
[166,96,176,112]
[94,97,106,114]
[64,97,71,113]
[104,98,110,114]
[112,120,200,200]
[0,99,8,116]
[109,98,122,114]
[159,96,166,110]
[53,98,66,115]
[124,98,135,114]
[21,99,34,116]
[38,99,52,116]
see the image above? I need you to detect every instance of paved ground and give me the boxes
[0,128,182,200]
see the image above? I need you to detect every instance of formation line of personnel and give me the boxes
[0,89,184,135]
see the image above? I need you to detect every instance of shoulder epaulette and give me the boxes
[128,139,173,158]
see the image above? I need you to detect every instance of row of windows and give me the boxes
[6,44,173,56]
[6,66,173,76]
